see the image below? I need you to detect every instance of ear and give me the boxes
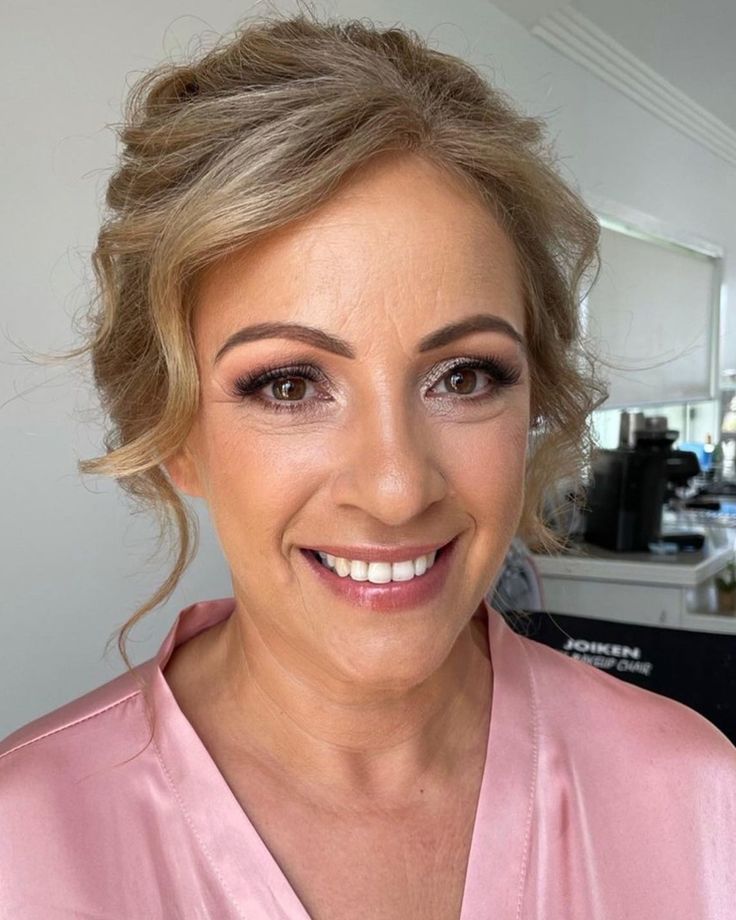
[163,444,205,499]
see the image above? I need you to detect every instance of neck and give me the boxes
[205,604,492,810]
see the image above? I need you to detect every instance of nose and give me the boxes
[329,392,448,527]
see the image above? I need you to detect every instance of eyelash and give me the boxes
[231,355,522,415]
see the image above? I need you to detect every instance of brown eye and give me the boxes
[446,368,479,396]
[271,377,308,400]
[429,357,522,403]
[232,363,328,414]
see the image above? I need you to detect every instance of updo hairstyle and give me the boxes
[52,7,605,689]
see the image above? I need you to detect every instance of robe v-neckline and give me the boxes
[143,596,537,919]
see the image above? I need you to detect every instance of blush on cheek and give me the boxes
[463,413,528,472]
[469,425,528,522]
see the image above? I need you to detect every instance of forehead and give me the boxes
[191,153,524,351]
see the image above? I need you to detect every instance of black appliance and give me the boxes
[584,415,701,552]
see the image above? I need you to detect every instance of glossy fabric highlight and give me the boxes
[1,597,734,918]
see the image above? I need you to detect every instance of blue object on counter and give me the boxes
[677,441,707,469]
[648,541,679,555]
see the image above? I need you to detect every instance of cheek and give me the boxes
[199,423,326,544]
[437,406,529,510]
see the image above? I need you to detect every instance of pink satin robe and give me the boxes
[1,596,735,918]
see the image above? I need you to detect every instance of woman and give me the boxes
[1,10,734,919]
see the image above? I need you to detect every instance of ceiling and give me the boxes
[490,0,736,133]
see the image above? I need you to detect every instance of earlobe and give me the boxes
[164,445,204,499]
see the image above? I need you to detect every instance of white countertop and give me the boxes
[530,540,733,587]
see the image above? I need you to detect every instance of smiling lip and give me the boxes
[300,536,458,612]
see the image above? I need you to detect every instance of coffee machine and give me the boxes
[583,413,701,552]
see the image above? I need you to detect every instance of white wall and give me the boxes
[2,0,734,738]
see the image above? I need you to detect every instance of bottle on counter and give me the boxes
[703,433,715,471]
[722,396,736,436]
[721,397,736,480]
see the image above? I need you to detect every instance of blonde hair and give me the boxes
[46,6,606,735]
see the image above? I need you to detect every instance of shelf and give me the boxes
[531,542,732,587]
[681,610,736,633]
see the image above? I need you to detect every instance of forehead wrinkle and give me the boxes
[194,156,526,368]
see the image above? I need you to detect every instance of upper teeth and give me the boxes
[317,550,439,583]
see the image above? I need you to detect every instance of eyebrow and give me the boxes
[213,312,527,366]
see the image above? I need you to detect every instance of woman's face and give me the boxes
[170,152,530,691]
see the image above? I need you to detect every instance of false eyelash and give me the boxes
[447,355,522,388]
[231,354,522,414]
[232,363,327,401]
